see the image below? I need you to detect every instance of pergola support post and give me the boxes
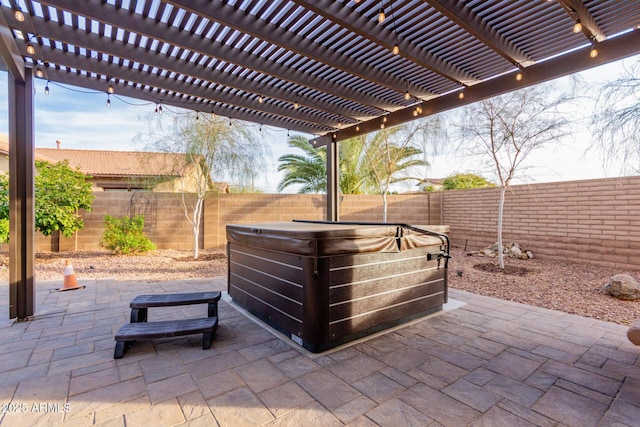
[324,135,339,221]
[8,68,35,320]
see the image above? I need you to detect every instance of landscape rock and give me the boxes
[468,242,533,260]
[605,274,640,300]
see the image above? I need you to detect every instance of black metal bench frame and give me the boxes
[114,291,222,359]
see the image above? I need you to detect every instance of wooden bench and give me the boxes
[628,319,640,346]
[114,317,218,359]
[129,291,221,322]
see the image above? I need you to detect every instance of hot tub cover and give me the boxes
[226,221,445,258]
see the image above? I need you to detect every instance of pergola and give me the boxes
[1,0,640,320]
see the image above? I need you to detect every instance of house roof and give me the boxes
[35,147,194,177]
[0,135,51,162]
[1,1,639,143]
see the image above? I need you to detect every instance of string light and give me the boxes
[258,94,264,104]
[293,100,299,109]
[458,90,465,99]
[158,104,163,113]
[404,90,411,101]
[107,94,111,107]
[196,111,200,121]
[154,104,159,115]
[392,42,399,55]
[378,7,386,23]
[26,43,35,55]
[516,70,523,81]
[14,8,25,22]
[35,67,44,78]
[107,84,114,94]
[573,20,582,33]
[590,44,598,58]
[356,125,360,132]
[45,81,50,95]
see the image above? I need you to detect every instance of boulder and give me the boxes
[511,246,522,258]
[628,318,640,346]
[605,274,640,300]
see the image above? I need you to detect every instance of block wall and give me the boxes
[441,176,640,270]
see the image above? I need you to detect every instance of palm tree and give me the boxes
[278,129,427,209]
[277,135,327,193]
[277,135,376,194]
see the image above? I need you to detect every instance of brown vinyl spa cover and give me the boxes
[225,221,444,257]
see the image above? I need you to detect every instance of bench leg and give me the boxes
[207,302,218,318]
[114,341,135,359]
[130,308,148,323]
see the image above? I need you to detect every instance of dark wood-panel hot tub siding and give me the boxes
[227,222,448,352]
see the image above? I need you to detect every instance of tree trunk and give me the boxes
[498,186,506,269]
[382,191,388,223]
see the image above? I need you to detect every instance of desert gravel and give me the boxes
[1,247,638,325]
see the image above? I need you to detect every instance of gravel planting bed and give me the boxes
[447,247,640,325]
[1,247,638,325]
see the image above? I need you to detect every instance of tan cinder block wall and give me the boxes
[441,176,640,270]
[26,177,640,270]
[203,192,438,249]
[35,191,199,252]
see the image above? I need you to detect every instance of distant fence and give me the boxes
[28,175,640,270]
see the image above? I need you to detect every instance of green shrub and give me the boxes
[0,218,8,243]
[100,215,156,255]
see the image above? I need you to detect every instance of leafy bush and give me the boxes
[0,218,8,243]
[100,215,156,254]
[35,160,94,237]
[442,173,495,190]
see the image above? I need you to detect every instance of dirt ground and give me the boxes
[1,246,638,325]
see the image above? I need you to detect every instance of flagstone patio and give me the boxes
[0,276,638,426]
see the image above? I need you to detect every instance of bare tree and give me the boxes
[590,60,640,175]
[139,111,268,259]
[360,123,427,222]
[459,84,571,268]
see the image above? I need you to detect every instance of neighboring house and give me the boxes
[0,135,228,193]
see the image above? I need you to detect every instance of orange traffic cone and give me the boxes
[57,259,85,292]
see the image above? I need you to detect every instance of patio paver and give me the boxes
[0,277,638,426]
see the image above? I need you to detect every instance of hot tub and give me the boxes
[227,220,449,352]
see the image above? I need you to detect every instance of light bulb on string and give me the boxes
[154,104,159,115]
[404,90,411,101]
[14,9,25,22]
[196,111,200,121]
[378,8,385,23]
[44,81,50,95]
[356,125,360,132]
[590,45,598,58]
[573,20,582,33]
[458,90,465,100]
[107,94,111,108]
[35,67,44,78]
[293,100,299,109]
[516,71,523,81]
[26,43,35,55]
[158,104,163,113]
[258,94,264,104]
[107,84,114,94]
[392,43,399,55]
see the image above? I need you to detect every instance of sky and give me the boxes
[1,54,638,193]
